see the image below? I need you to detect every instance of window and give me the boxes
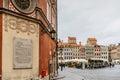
[52,11,56,29]
[65,57,66,59]
[47,1,51,22]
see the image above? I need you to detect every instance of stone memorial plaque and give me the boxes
[13,37,32,68]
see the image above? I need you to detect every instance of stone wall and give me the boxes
[2,14,39,80]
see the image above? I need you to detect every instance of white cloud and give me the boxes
[58,0,120,45]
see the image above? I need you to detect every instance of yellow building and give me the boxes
[117,44,120,59]
[72,44,80,59]
[110,48,118,60]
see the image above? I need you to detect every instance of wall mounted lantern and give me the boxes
[50,28,56,40]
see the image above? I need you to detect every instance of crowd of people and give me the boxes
[58,61,115,70]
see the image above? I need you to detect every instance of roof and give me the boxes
[87,38,97,41]
[71,43,78,47]
[58,42,80,47]
[68,36,76,40]
[94,45,100,47]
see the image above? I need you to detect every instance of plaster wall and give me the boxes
[2,14,39,80]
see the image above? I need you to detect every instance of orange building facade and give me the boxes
[0,0,57,80]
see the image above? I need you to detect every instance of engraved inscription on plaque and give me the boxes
[13,37,32,68]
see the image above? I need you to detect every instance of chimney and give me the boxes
[79,42,81,45]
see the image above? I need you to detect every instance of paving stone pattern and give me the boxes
[58,65,120,80]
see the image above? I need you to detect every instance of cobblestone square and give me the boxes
[58,65,120,80]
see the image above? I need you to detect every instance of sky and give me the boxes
[57,0,120,45]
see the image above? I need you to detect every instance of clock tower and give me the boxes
[0,0,58,80]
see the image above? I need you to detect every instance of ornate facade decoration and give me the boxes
[8,1,36,18]
[3,14,39,37]
[9,1,19,13]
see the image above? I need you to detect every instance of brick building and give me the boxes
[0,0,57,80]
[94,45,101,59]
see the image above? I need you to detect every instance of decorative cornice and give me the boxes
[36,7,51,30]
[0,8,50,36]
[0,8,57,43]
[4,14,39,36]
[36,7,57,43]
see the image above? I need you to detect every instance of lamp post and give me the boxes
[59,46,63,71]
[50,28,56,40]
[56,42,59,74]
[50,28,57,75]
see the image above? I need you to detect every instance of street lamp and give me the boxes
[50,28,56,40]
[59,46,63,71]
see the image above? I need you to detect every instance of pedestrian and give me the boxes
[63,63,65,68]
[61,63,63,71]
[112,63,115,67]
[109,62,112,68]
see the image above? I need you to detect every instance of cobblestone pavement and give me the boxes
[58,65,120,80]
